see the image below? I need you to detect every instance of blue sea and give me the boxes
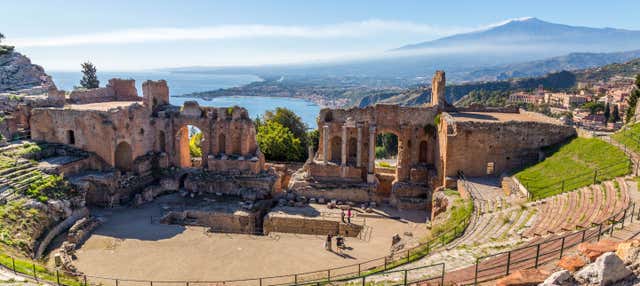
[49,71,321,127]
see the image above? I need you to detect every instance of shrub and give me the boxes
[256,121,303,161]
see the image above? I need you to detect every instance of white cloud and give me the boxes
[7,19,519,47]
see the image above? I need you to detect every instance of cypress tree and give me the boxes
[80,62,100,89]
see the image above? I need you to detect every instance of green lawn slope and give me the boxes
[612,124,640,154]
[515,137,630,199]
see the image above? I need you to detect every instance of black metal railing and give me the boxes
[471,201,636,285]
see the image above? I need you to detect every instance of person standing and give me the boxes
[326,234,333,251]
[347,208,352,224]
[341,209,346,223]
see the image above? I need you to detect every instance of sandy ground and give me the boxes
[72,195,428,284]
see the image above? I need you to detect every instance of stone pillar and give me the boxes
[341,125,347,166]
[367,125,376,183]
[396,125,411,182]
[356,123,363,167]
[323,125,329,164]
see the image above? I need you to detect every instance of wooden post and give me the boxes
[560,237,566,258]
[56,270,60,286]
[11,257,15,274]
[32,263,37,282]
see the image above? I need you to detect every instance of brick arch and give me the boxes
[114,141,133,171]
[174,123,209,168]
[330,136,342,163]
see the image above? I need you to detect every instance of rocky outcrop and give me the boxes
[574,252,632,285]
[577,240,620,262]
[540,270,574,286]
[0,52,53,93]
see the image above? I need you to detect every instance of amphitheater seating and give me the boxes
[522,179,630,238]
[448,179,535,249]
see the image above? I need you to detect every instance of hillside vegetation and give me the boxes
[515,138,630,199]
[612,123,640,154]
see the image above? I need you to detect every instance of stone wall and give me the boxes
[68,78,139,104]
[30,103,156,169]
[31,79,266,175]
[69,87,115,104]
[439,115,576,180]
[263,212,362,237]
[162,210,258,234]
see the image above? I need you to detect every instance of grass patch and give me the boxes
[375,161,395,169]
[0,251,81,286]
[515,137,630,199]
[612,124,640,154]
[430,190,473,239]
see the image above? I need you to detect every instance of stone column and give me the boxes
[341,125,347,166]
[323,125,329,164]
[396,125,410,182]
[356,123,363,167]
[367,125,376,183]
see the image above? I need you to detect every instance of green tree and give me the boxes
[582,102,605,115]
[307,129,319,153]
[260,107,309,161]
[80,62,100,89]
[256,121,302,161]
[604,102,611,122]
[0,32,4,43]
[189,132,203,158]
[610,105,620,123]
[625,74,640,123]
[376,133,398,158]
[264,108,308,141]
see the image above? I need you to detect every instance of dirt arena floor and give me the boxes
[71,194,429,284]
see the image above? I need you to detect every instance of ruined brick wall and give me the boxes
[68,78,139,104]
[439,116,576,180]
[314,104,439,179]
[109,79,139,101]
[30,103,157,169]
[159,102,263,173]
[142,80,169,110]
[263,214,362,237]
[69,88,115,104]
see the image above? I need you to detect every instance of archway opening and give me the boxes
[375,132,398,169]
[374,132,398,197]
[419,140,429,163]
[114,142,133,172]
[218,133,226,154]
[178,125,204,168]
[66,130,75,145]
[348,137,357,165]
[330,136,342,163]
[158,131,166,153]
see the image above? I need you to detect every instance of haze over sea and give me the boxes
[49,71,321,127]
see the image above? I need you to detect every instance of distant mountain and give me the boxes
[168,18,640,86]
[458,50,640,82]
[395,17,640,54]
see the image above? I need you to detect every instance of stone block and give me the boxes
[495,269,549,286]
[578,240,620,262]
[557,255,586,272]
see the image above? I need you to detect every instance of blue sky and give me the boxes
[2,0,639,71]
